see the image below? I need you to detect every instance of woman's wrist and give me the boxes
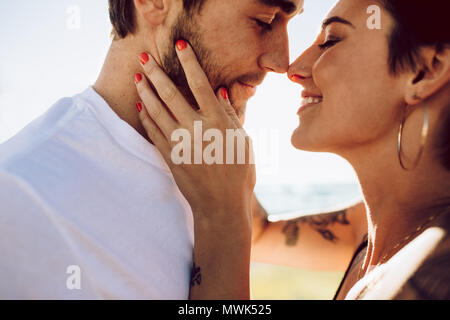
[190,236,252,300]
[189,207,252,300]
[193,207,252,238]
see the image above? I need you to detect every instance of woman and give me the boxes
[134,0,450,299]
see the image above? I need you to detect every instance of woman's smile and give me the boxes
[297,95,323,115]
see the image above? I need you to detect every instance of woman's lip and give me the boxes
[302,91,322,99]
[301,90,323,99]
[297,97,323,115]
[297,104,316,115]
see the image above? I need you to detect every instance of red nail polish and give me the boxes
[136,102,143,113]
[139,52,149,65]
[135,73,143,84]
[220,88,228,100]
[176,40,187,51]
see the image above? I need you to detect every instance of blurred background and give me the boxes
[0,0,362,299]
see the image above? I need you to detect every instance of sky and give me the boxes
[0,0,359,187]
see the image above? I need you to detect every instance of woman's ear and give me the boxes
[405,46,450,105]
[133,0,171,27]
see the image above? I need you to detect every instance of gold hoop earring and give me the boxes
[397,103,429,171]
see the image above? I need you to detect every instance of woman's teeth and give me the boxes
[300,96,323,106]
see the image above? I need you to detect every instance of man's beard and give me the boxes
[161,11,265,119]
[161,11,225,111]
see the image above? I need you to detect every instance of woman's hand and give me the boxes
[135,41,256,221]
[134,40,256,299]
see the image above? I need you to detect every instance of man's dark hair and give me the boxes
[108,0,206,39]
[380,0,450,170]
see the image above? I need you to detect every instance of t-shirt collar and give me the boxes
[79,86,171,174]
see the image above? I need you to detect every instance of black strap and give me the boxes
[333,235,368,300]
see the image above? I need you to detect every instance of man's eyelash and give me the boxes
[254,19,273,32]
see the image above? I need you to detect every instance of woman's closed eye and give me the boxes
[318,37,341,50]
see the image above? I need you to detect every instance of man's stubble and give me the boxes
[162,11,226,110]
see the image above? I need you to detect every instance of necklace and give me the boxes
[354,207,448,299]
[378,212,444,264]
[357,207,448,277]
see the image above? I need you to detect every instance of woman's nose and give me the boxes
[287,45,318,82]
[288,61,311,83]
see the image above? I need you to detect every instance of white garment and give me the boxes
[345,227,446,300]
[0,87,194,299]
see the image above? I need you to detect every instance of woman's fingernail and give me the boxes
[135,73,143,84]
[220,88,229,100]
[136,102,143,113]
[176,40,187,51]
[139,52,149,65]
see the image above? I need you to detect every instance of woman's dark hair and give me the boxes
[380,0,450,74]
[438,109,450,170]
[380,0,450,170]
[108,0,206,39]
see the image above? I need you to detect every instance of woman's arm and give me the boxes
[135,43,255,299]
[189,209,252,300]
[252,196,368,271]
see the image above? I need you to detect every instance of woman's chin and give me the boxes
[291,127,313,151]
[291,127,328,152]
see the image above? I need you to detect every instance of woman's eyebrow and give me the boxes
[322,16,355,30]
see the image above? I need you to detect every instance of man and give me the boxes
[0,0,303,299]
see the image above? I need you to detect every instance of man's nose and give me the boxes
[258,33,290,74]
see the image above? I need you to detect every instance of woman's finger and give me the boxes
[216,87,243,129]
[175,40,220,114]
[139,52,198,123]
[137,101,173,162]
[135,73,178,141]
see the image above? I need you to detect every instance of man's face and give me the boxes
[162,0,303,119]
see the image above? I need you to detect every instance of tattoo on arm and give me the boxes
[190,262,202,287]
[281,210,350,246]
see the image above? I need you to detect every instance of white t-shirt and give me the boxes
[0,87,194,299]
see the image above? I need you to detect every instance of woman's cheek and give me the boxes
[312,52,341,103]
[312,49,339,84]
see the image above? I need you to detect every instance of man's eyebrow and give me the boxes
[322,16,355,30]
[257,0,298,15]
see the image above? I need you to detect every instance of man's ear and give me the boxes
[133,0,170,27]
[405,46,450,105]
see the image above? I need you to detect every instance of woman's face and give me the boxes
[288,0,409,154]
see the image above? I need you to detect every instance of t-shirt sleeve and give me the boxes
[0,170,97,299]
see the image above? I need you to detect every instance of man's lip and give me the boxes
[239,81,259,88]
[238,81,258,97]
